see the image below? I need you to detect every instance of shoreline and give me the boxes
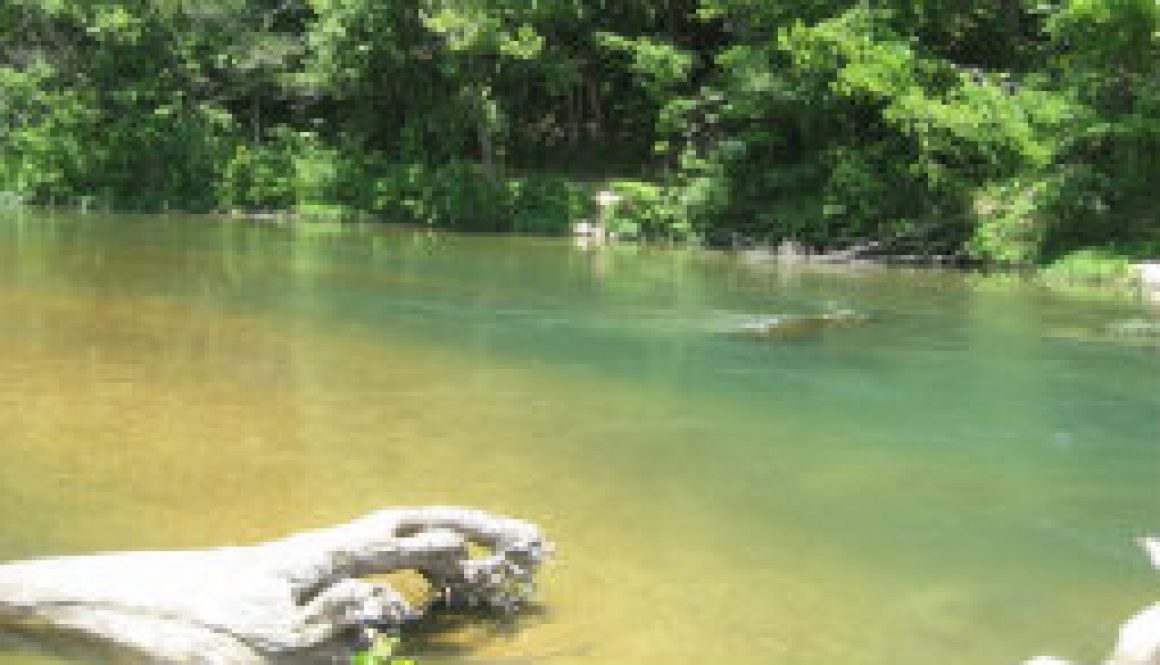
[5,204,1159,303]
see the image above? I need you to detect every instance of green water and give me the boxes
[0,211,1158,664]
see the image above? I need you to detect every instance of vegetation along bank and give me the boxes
[2,0,1158,280]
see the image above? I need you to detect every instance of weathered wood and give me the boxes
[0,507,552,663]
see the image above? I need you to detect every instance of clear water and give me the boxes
[0,211,1158,664]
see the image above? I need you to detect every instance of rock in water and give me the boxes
[1112,603,1160,665]
[1106,538,1160,665]
[728,309,870,340]
[1105,320,1160,339]
[0,507,552,663]
[1140,537,1160,570]
[1046,321,1160,348]
[1030,538,1160,665]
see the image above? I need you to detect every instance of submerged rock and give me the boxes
[1047,320,1160,348]
[725,309,871,341]
[0,507,552,664]
[1105,320,1160,338]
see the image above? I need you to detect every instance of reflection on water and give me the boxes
[0,211,1158,664]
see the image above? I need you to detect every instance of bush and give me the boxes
[967,179,1052,264]
[365,163,599,235]
[218,142,295,211]
[1040,249,1136,287]
[364,161,429,222]
[509,175,591,235]
[295,202,361,222]
[606,179,692,240]
[0,64,97,203]
[365,161,509,230]
[426,161,510,230]
[218,128,348,213]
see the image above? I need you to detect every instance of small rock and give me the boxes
[1139,537,1160,569]
[1137,263,1160,289]
[1111,603,1160,665]
[726,309,870,341]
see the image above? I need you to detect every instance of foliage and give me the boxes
[1038,0,1160,255]
[219,127,348,212]
[596,32,693,100]
[0,63,95,202]
[968,179,1053,265]
[0,0,1156,262]
[509,175,591,234]
[350,629,410,665]
[606,180,693,240]
[666,5,1083,253]
[362,162,588,233]
[1040,249,1137,287]
[219,139,296,211]
[425,160,510,230]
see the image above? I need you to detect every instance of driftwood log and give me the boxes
[0,507,552,664]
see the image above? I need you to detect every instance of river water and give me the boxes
[0,211,1158,664]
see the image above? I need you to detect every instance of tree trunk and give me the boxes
[587,74,604,140]
[479,117,496,184]
[252,90,262,145]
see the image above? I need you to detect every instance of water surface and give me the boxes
[0,211,1158,664]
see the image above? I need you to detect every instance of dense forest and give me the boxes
[1,0,1158,267]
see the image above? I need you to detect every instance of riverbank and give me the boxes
[5,199,1159,307]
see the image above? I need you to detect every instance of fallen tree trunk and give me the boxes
[0,507,553,664]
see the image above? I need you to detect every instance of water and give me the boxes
[0,211,1157,664]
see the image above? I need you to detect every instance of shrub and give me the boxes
[219,142,295,211]
[1040,249,1136,287]
[362,161,424,223]
[508,175,591,235]
[218,128,348,213]
[606,179,692,240]
[967,179,1052,265]
[426,161,510,230]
